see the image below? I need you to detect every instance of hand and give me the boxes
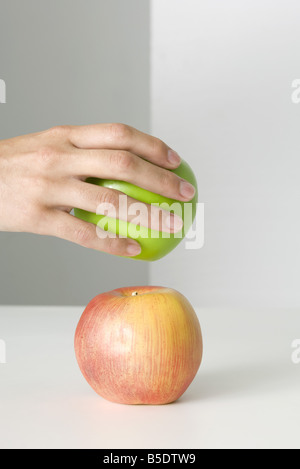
[0,123,196,257]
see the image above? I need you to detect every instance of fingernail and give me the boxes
[180,181,196,200]
[126,241,142,256]
[165,213,183,233]
[168,149,181,166]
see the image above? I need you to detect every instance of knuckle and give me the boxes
[109,123,131,142]
[104,236,124,255]
[103,235,115,252]
[48,125,71,138]
[151,136,166,156]
[29,207,48,235]
[96,189,118,210]
[110,150,134,173]
[74,225,94,246]
[31,175,50,195]
[20,203,41,226]
[36,145,58,167]
[159,169,174,189]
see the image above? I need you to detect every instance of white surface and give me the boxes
[151,0,300,309]
[0,305,300,449]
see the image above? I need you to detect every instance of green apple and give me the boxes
[74,160,198,261]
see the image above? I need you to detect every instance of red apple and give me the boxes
[74,286,203,405]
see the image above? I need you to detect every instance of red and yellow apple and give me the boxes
[74,286,203,405]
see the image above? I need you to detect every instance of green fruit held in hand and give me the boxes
[74,160,198,261]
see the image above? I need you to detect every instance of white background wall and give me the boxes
[151,0,300,308]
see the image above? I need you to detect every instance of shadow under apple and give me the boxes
[178,359,297,404]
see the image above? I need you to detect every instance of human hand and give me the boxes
[0,123,196,257]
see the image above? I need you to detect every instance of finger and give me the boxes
[50,180,183,233]
[67,123,181,169]
[70,148,196,202]
[46,209,142,257]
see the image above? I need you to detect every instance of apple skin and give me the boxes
[74,159,198,261]
[74,286,203,405]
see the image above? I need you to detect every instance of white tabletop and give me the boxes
[0,305,299,449]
